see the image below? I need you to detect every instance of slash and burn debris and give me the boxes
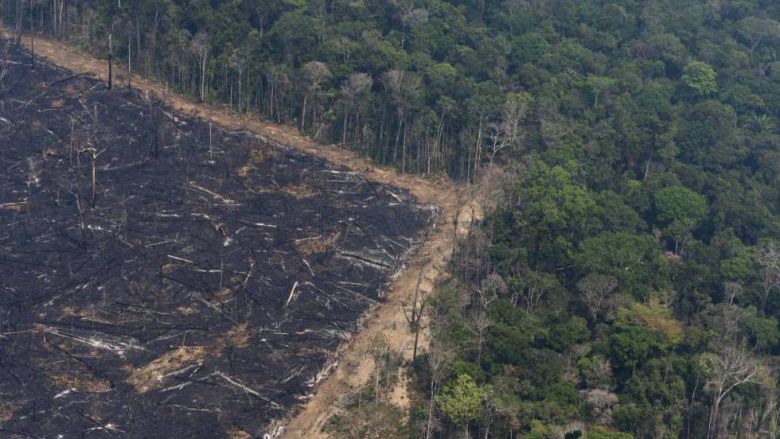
[0,39,432,438]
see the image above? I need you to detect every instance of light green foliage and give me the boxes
[682,61,718,96]
[436,374,490,427]
[585,75,617,107]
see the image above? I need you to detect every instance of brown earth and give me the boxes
[1,28,482,438]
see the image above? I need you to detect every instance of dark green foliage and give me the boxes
[413,0,780,436]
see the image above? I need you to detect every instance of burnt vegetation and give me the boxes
[0,39,433,437]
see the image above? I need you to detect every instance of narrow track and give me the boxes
[1,29,481,438]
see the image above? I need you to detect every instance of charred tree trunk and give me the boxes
[29,0,34,70]
[108,33,113,90]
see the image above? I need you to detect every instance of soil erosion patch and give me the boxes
[0,40,433,438]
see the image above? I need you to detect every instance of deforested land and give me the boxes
[0,39,435,437]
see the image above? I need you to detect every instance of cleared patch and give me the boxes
[295,233,340,255]
[282,183,315,199]
[49,373,111,393]
[127,346,206,393]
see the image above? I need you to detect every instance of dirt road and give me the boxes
[1,29,481,438]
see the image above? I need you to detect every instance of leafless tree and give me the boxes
[724,281,744,306]
[14,0,23,45]
[584,389,619,425]
[108,32,113,89]
[77,141,106,209]
[511,271,558,314]
[756,242,780,312]
[191,31,210,102]
[368,333,388,402]
[396,1,428,48]
[478,273,506,306]
[339,72,372,146]
[29,0,36,70]
[484,92,532,166]
[466,310,490,364]
[424,338,454,439]
[145,92,163,158]
[382,69,420,172]
[299,61,330,133]
[0,42,9,91]
[402,269,426,363]
[485,122,507,167]
[126,20,134,89]
[501,92,531,151]
[229,46,248,112]
[700,342,770,439]
[577,273,618,321]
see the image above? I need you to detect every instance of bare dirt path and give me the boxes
[2,29,481,438]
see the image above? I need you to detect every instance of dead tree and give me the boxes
[299,61,330,133]
[146,94,162,158]
[0,42,9,91]
[127,21,133,90]
[108,33,113,90]
[339,72,372,147]
[403,269,427,363]
[14,0,23,45]
[485,122,507,167]
[29,0,35,70]
[425,336,454,439]
[73,112,106,208]
[700,342,769,439]
[77,142,106,208]
[368,333,389,402]
[191,32,210,102]
[756,242,780,313]
[577,273,618,321]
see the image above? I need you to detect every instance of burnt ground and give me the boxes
[0,40,434,438]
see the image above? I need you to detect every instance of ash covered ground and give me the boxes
[0,40,434,438]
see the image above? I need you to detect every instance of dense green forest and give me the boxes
[3,0,780,438]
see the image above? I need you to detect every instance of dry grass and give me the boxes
[161,263,175,274]
[127,346,206,393]
[177,306,197,315]
[0,202,29,212]
[618,299,684,343]
[0,403,17,422]
[49,373,111,393]
[237,163,253,177]
[225,323,251,348]
[59,305,120,324]
[210,287,233,305]
[60,305,98,320]
[295,233,340,256]
[227,429,253,439]
[282,183,315,199]
[237,145,279,177]
[214,323,252,356]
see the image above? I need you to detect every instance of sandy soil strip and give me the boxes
[0,29,481,438]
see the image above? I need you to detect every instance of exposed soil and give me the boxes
[0,29,482,438]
